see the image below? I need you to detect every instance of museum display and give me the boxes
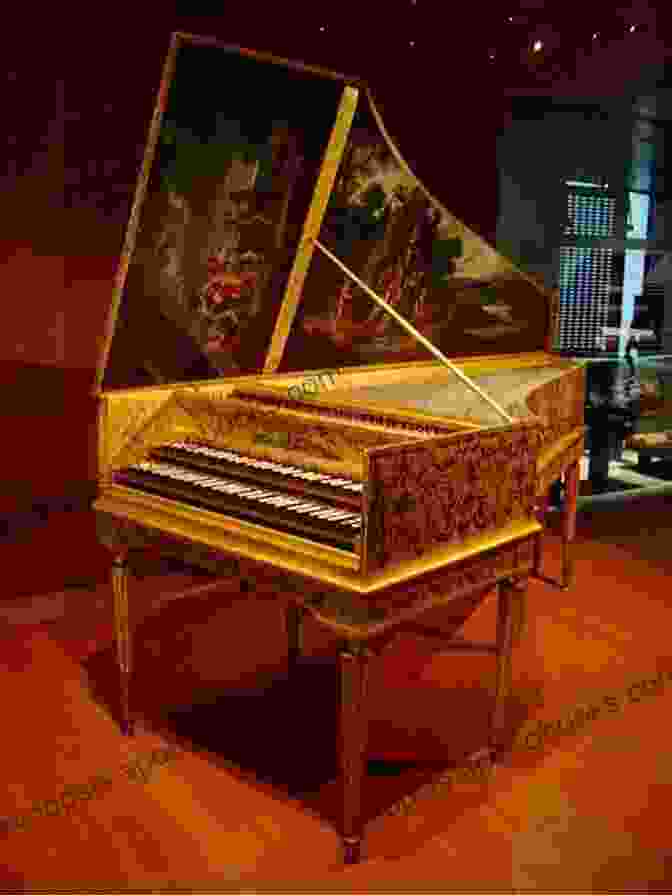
[94,33,585,863]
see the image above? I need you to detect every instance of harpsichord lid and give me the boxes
[97,32,553,393]
[271,87,554,374]
[96,33,359,392]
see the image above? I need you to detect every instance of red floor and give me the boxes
[0,497,671,891]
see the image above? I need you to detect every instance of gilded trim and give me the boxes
[263,85,359,372]
[94,485,539,595]
[94,33,181,394]
[176,32,361,84]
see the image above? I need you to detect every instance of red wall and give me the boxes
[0,239,119,371]
[0,245,65,366]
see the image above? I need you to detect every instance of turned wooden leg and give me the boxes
[533,529,543,579]
[338,639,370,865]
[286,602,304,672]
[511,575,527,647]
[561,460,580,590]
[533,495,549,577]
[490,577,524,758]
[112,551,133,736]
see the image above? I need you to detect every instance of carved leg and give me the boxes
[532,529,544,579]
[490,577,524,758]
[112,551,133,736]
[533,495,549,577]
[338,640,370,865]
[561,460,580,590]
[511,575,527,647]
[286,603,304,672]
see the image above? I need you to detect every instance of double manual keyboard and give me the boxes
[114,441,365,552]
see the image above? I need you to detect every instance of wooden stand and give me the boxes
[338,640,370,864]
[111,551,133,737]
[285,576,526,863]
[534,457,580,591]
[561,459,580,590]
[100,513,535,864]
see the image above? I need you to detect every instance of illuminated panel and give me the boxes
[558,184,616,351]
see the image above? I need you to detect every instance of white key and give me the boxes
[324,511,356,521]
[317,511,353,521]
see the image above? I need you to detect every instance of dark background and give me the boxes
[1,0,669,372]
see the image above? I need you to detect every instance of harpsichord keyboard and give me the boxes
[113,441,364,552]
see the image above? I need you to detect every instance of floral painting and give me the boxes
[103,39,344,389]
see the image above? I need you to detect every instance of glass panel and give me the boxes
[627,193,651,239]
[587,249,670,356]
[558,246,614,353]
